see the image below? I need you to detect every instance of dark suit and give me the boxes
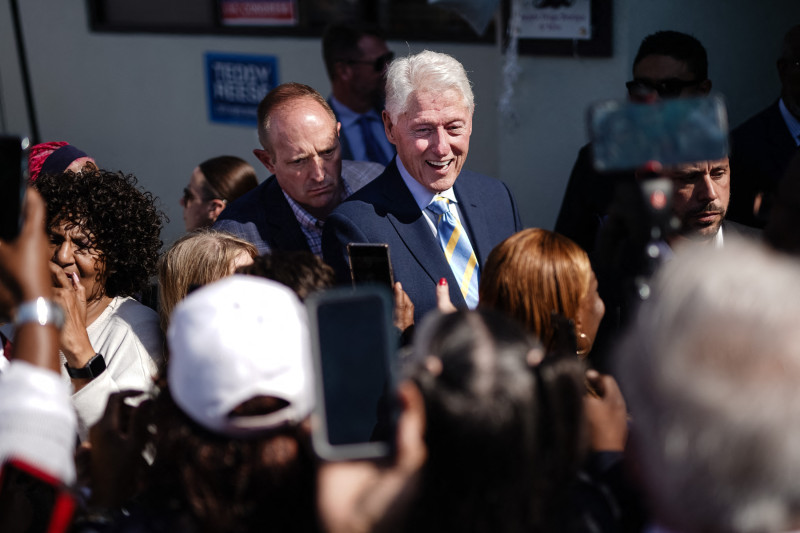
[322,161,522,322]
[729,101,799,228]
[213,160,383,254]
[554,144,634,254]
[214,175,310,254]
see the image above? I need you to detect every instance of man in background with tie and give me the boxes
[322,22,396,165]
[322,50,522,322]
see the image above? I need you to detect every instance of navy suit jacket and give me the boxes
[214,175,309,254]
[322,161,523,322]
[729,101,799,228]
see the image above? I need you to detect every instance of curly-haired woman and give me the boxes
[34,169,165,439]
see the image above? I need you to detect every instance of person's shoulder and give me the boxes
[105,297,161,330]
[342,160,385,192]
[723,219,763,240]
[455,169,515,197]
[731,100,780,137]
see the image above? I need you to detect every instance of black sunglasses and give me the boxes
[625,78,702,98]
[346,52,395,72]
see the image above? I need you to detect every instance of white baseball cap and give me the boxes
[167,275,314,436]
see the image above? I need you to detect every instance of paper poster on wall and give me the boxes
[219,0,298,26]
[519,0,592,40]
[206,53,278,126]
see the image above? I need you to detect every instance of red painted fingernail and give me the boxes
[439,278,447,286]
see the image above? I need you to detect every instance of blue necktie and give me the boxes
[428,196,480,308]
[357,115,390,166]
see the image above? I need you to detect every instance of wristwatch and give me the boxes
[14,297,65,330]
[64,353,107,379]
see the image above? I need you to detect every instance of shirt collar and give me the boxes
[779,98,800,146]
[396,158,457,211]
[282,178,352,228]
[329,96,382,128]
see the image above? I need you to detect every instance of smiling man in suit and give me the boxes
[322,50,522,321]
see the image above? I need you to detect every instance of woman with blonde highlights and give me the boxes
[479,228,605,356]
[158,230,257,331]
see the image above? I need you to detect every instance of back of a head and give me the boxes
[156,276,317,532]
[235,250,334,301]
[322,21,384,80]
[634,30,708,80]
[384,50,474,121]
[479,228,592,350]
[256,82,335,150]
[198,155,258,204]
[158,230,257,331]
[617,238,800,533]
[405,309,584,532]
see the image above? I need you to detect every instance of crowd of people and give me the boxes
[1,19,800,533]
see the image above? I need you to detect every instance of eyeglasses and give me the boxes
[625,78,702,98]
[183,186,224,204]
[345,52,395,72]
[182,187,198,204]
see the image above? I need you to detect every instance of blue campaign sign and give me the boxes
[205,52,278,126]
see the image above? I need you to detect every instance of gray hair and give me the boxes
[616,237,800,533]
[384,50,474,121]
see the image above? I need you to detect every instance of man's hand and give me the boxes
[393,282,414,333]
[584,369,628,452]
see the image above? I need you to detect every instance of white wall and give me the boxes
[1,0,799,245]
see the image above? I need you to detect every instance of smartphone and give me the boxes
[588,94,729,172]
[0,135,29,241]
[347,243,395,290]
[0,458,76,533]
[307,285,398,461]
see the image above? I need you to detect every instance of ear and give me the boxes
[382,110,397,146]
[208,199,227,220]
[253,148,276,174]
[698,78,712,95]
[336,121,342,138]
[395,380,427,472]
[335,61,353,83]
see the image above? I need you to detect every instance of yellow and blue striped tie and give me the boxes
[428,196,480,308]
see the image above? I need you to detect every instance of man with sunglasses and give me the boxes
[555,30,711,254]
[727,25,800,229]
[322,22,396,165]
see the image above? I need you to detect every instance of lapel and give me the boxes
[453,172,491,265]
[379,163,468,307]
[261,176,312,253]
[765,101,797,155]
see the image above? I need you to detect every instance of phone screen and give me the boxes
[347,243,395,290]
[588,94,729,172]
[0,459,76,533]
[308,286,397,461]
[0,136,28,242]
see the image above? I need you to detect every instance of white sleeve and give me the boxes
[0,360,77,484]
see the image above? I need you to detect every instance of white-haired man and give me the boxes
[617,238,800,533]
[322,50,522,321]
